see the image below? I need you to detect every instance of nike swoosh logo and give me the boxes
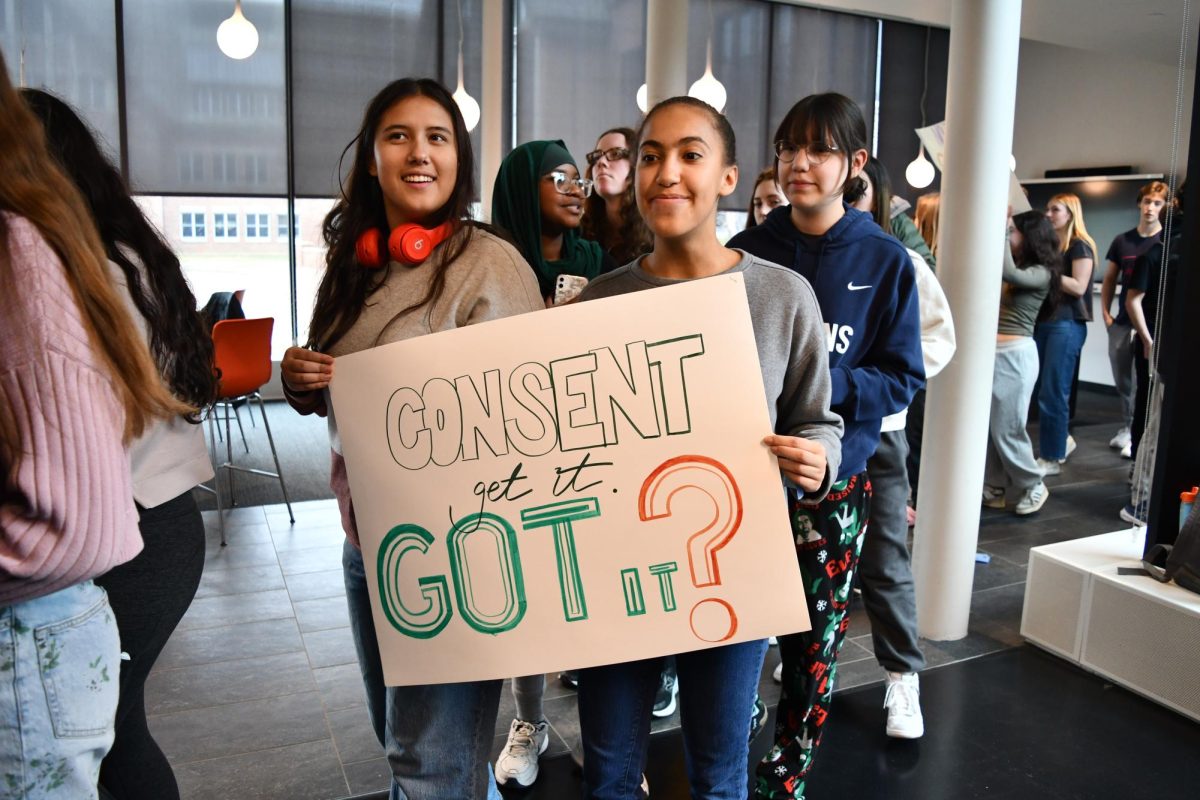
[847,282,872,291]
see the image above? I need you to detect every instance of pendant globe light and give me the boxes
[452,0,480,131]
[906,26,935,189]
[217,0,259,60]
[687,0,726,112]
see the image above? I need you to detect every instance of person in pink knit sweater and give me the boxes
[0,51,184,799]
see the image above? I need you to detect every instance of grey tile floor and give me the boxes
[153,392,1132,799]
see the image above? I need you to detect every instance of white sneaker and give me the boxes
[772,661,783,683]
[768,636,778,646]
[883,672,924,739]
[982,485,1006,509]
[1109,427,1131,450]
[1036,457,1062,476]
[1014,481,1049,515]
[494,719,550,787]
[1065,434,1077,459]
[1120,442,1133,459]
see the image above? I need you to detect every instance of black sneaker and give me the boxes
[749,696,769,744]
[651,668,678,718]
[559,670,579,690]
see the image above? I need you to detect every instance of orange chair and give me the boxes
[206,318,294,543]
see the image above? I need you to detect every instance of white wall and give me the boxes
[1013,39,1195,179]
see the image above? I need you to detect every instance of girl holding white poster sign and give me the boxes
[280,78,543,800]
[577,96,843,800]
[727,93,925,800]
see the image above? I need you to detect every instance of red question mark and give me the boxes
[638,455,743,642]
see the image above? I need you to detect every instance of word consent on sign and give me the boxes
[330,274,811,685]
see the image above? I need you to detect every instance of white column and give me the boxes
[911,0,1023,639]
[478,0,505,222]
[645,0,689,108]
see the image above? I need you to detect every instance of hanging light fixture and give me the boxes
[906,26,935,189]
[688,0,727,112]
[217,0,259,60]
[452,0,480,132]
[636,83,648,114]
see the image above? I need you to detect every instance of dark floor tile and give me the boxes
[151,690,329,763]
[194,563,286,599]
[173,738,347,800]
[978,528,1091,567]
[303,625,359,669]
[541,693,582,759]
[177,588,295,632]
[279,544,344,576]
[922,630,1013,664]
[838,638,874,665]
[343,757,391,795]
[830,656,886,691]
[285,568,347,602]
[294,595,351,632]
[313,663,368,712]
[969,556,1028,591]
[156,617,303,670]
[146,651,315,715]
[327,704,385,765]
[968,583,1027,632]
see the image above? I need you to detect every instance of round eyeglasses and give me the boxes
[774,140,841,165]
[548,171,594,197]
[585,146,631,166]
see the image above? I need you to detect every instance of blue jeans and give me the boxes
[1034,319,1087,460]
[0,581,120,800]
[578,639,768,799]
[342,540,502,800]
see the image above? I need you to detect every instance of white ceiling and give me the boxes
[786,0,1198,69]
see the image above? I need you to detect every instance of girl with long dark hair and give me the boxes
[578,96,843,800]
[581,126,652,264]
[727,93,924,799]
[279,78,542,799]
[22,88,217,800]
[1,50,183,799]
[982,211,1062,516]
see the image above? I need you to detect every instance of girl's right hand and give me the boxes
[281,346,334,392]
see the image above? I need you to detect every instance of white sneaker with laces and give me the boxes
[884,672,924,739]
[1035,457,1062,476]
[772,661,783,683]
[982,485,1006,509]
[1015,481,1049,515]
[1109,427,1131,450]
[494,719,550,788]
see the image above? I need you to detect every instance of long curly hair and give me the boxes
[1011,210,1063,317]
[0,51,184,456]
[22,89,216,420]
[307,78,477,351]
[581,127,651,264]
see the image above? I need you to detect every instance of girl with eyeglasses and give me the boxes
[728,93,924,800]
[581,127,653,264]
[577,95,842,800]
[280,78,543,800]
[493,139,611,308]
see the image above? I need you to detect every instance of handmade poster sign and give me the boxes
[329,274,811,685]
[917,121,1030,213]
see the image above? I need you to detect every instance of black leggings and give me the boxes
[97,490,206,800]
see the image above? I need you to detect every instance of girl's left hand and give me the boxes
[763,434,827,493]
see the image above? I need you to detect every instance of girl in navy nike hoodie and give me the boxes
[728,92,924,800]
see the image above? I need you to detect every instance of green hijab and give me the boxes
[492,139,606,298]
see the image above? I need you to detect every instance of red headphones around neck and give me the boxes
[354,221,454,269]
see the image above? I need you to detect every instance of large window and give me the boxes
[246,213,270,239]
[213,212,239,240]
[180,210,207,241]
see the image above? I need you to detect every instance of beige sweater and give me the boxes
[286,227,543,544]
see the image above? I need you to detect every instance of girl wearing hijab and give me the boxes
[493,139,611,307]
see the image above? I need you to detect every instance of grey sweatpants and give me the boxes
[1107,322,1137,430]
[985,337,1044,493]
[862,429,925,673]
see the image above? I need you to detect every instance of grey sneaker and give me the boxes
[494,718,549,787]
[982,485,1006,509]
[1014,482,1049,515]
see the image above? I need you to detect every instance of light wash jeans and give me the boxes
[0,581,120,800]
[985,337,1044,494]
[342,541,502,800]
